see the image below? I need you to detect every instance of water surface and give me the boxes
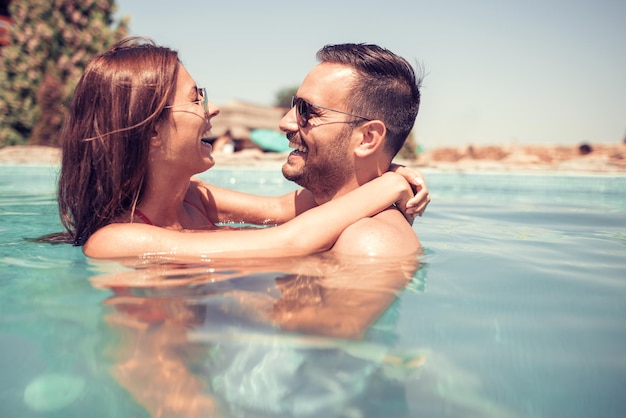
[1,165,624,417]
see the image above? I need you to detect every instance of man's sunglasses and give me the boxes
[291,96,371,128]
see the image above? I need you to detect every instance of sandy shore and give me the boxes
[1,143,625,174]
[414,142,626,174]
[0,146,63,166]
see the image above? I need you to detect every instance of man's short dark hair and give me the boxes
[317,43,423,157]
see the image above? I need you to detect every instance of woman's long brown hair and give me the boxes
[43,37,180,245]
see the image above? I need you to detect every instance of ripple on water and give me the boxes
[23,373,86,412]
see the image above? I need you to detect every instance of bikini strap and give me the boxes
[183,199,217,227]
[133,201,216,228]
[133,209,154,225]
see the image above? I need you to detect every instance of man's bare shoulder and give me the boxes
[331,208,420,257]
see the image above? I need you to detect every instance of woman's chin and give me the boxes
[203,155,215,169]
[201,141,215,162]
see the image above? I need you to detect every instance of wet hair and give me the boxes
[54,37,180,245]
[316,43,422,157]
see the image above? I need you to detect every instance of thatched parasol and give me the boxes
[209,100,288,141]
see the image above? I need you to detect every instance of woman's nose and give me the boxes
[207,101,220,118]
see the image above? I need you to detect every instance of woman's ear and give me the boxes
[150,125,162,147]
[354,120,386,157]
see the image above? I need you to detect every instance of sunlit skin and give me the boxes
[280,63,361,204]
[279,62,421,257]
[83,60,425,258]
[84,63,428,259]
[151,65,219,175]
[129,64,221,231]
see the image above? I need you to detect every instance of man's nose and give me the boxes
[279,106,298,133]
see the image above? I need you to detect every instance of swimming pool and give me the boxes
[1,164,625,417]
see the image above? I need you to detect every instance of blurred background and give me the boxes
[1,0,625,160]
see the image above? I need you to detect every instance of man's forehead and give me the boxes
[298,63,356,104]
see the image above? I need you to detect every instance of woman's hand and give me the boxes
[389,164,431,224]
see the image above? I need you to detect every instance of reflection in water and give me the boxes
[90,253,427,417]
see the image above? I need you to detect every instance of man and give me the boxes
[280,43,426,257]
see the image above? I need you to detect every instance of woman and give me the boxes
[50,37,427,259]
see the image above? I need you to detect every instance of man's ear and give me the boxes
[354,120,386,158]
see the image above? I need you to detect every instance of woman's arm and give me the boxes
[389,164,430,219]
[83,172,412,259]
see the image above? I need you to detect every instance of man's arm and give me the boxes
[193,179,317,225]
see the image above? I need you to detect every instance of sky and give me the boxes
[114,0,625,149]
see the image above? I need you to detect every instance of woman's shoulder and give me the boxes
[188,176,204,190]
[186,177,220,225]
[186,176,212,204]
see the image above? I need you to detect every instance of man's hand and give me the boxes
[389,164,431,224]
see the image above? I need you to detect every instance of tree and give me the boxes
[397,131,420,160]
[274,86,298,108]
[0,0,128,147]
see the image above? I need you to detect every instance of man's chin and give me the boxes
[281,164,304,184]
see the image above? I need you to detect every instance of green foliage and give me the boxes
[397,131,419,160]
[0,0,128,147]
[274,86,298,108]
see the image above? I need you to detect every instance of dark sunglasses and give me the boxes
[291,96,372,128]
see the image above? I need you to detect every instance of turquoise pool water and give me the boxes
[1,165,625,417]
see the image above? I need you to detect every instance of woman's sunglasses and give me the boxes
[165,87,208,113]
[291,96,371,128]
